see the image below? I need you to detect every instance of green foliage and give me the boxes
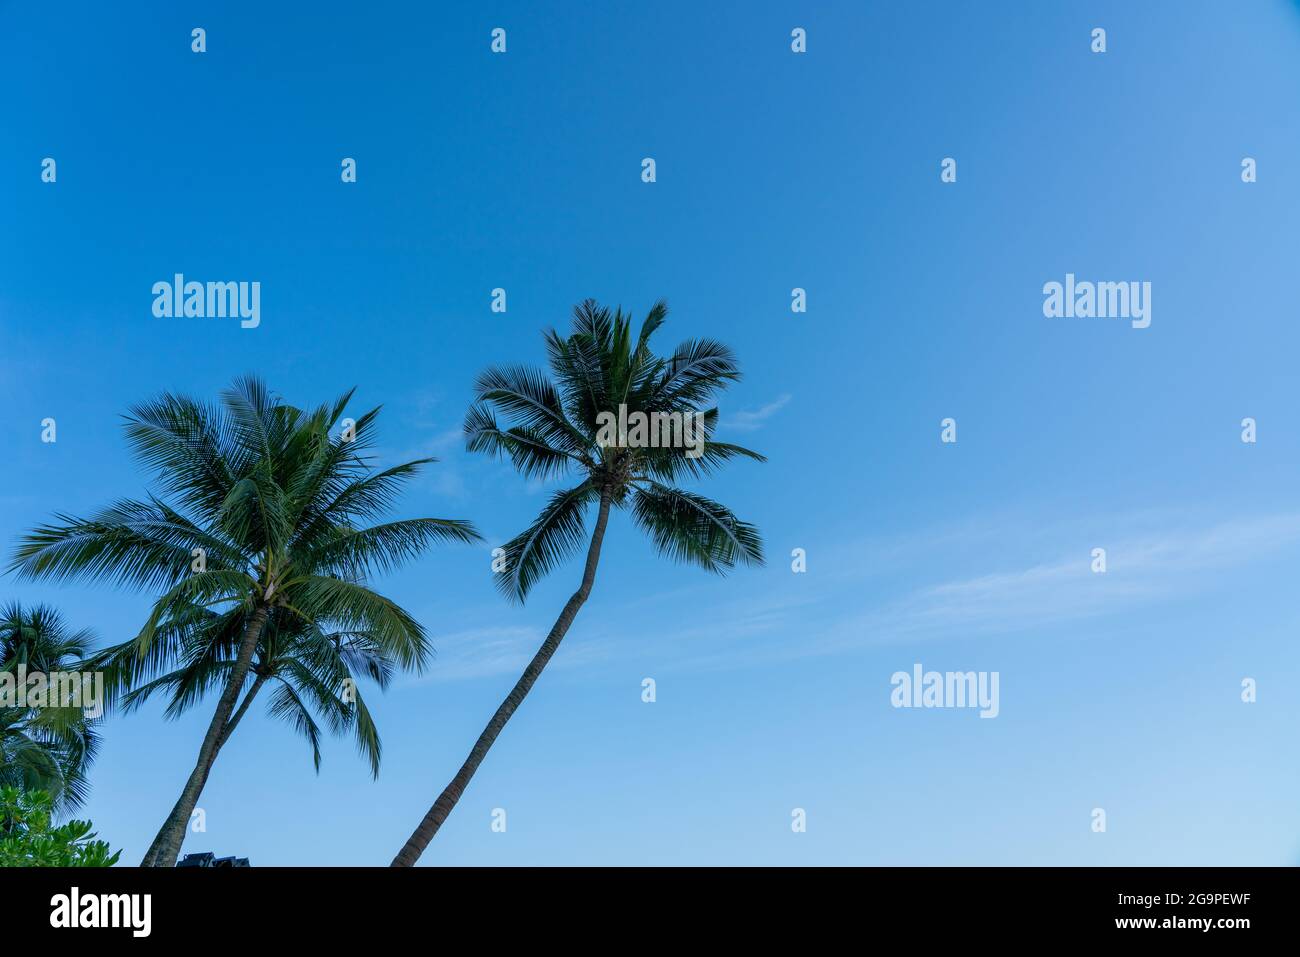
[467,299,765,601]
[0,786,120,867]
[0,604,100,811]
[11,377,482,773]
[89,607,391,775]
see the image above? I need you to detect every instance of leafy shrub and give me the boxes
[0,786,120,867]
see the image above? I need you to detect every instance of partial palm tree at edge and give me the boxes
[391,299,764,866]
[0,603,100,813]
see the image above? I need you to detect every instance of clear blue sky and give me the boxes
[3,0,1300,865]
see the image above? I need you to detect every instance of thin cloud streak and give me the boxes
[761,511,1300,663]
[404,511,1300,682]
[723,393,791,432]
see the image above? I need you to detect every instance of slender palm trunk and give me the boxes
[140,604,269,867]
[391,486,613,867]
[218,672,268,750]
[138,673,266,868]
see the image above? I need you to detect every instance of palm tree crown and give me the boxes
[467,298,765,600]
[12,376,477,655]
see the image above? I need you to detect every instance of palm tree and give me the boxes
[0,603,99,813]
[89,600,395,778]
[391,299,764,866]
[9,377,480,866]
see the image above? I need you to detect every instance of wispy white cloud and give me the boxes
[407,623,613,683]
[408,626,543,682]
[723,393,791,432]
[403,510,1300,682]
[771,511,1300,659]
[376,389,472,499]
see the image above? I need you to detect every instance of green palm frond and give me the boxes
[630,482,764,572]
[266,681,324,772]
[121,394,238,519]
[465,403,586,479]
[299,519,481,580]
[287,576,430,672]
[472,365,592,456]
[9,509,206,592]
[494,482,600,603]
[650,337,742,407]
[293,455,429,540]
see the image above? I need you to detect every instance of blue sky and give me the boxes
[3,0,1300,865]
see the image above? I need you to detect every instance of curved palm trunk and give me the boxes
[140,604,269,867]
[391,487,613,867]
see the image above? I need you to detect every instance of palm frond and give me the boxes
[297,518,481,580]
[465,404,586,479]
[630,482,764,572]
[494,481,598,603]
[266,682,324,772]
[285,576,431,672]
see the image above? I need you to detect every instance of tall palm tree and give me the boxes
[391,299,764,866]
[0,603,99,813]
[9,377,480,866]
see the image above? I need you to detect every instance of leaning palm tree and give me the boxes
[0,603,100,813]
[392,299,763,866]
[10,377,480,866]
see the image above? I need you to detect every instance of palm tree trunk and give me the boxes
[139,604,270,867]
[390,486,613,867]
[137,672,267,868]
[218,672,268,749]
